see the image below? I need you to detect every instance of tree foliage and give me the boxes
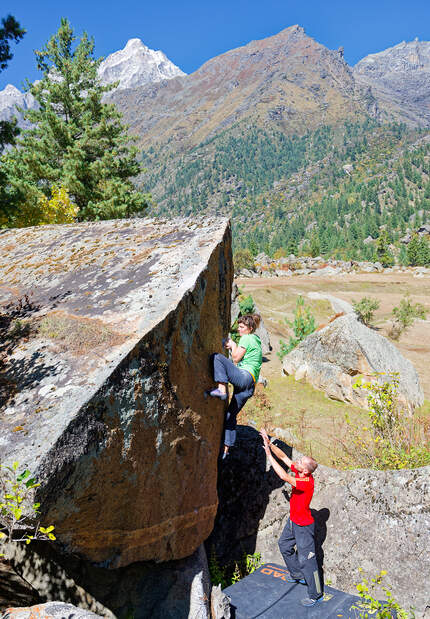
[390,295,427,339]
[277,296,316,359]
[0,461,55,559]
[0,14,25,151]
[0,14,25,213]
[0,184,78,228]
[1,18,149,227]
[352,297,380,326]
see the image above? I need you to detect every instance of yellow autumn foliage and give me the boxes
[8,185,78,228]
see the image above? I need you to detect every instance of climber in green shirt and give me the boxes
[206,313,263,459]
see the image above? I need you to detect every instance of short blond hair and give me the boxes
[303,456,318,474]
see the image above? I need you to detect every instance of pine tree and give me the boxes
[0,15,25,219]
[407,235,420,266]
[2,18,149,227]
[376,230,394,267]
[0,15,25,150]
[416,237,430,266]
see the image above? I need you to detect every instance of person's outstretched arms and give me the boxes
[260,428,293,468]
[260,431,296,487]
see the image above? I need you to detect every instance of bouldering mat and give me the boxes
[224,563,393,618]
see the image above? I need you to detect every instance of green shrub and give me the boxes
[208,549,262,588]
[234,248,254,272]
[0,461,56,558]
[277,296,316,360]
[353,297,380,326]
[389,295,427,339]
[337,374,430,470]
[353,569,412,618]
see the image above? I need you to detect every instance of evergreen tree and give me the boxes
[0,15,25,220]
[309,232,320,257]
[399,244,408,266]
[0,15,25,151]
[416,237,430,266]
[376,230,394,267]
[2,18,149,227]
[406,235,420,266]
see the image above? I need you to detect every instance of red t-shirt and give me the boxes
[289,464,314,525]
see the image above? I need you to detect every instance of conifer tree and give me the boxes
[2,18,149,227]
[406,235,420,266]
[0,15,25,152]
[376,230,394,267]
[416,237,430,266]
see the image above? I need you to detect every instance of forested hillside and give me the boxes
[142,118,430,263]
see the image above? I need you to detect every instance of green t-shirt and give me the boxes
[237,333,262,382]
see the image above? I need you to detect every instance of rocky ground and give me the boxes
[235,271,430,466]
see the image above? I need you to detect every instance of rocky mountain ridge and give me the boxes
[111,25,363,151]
[354,38,430,126]
[0,84,36,127]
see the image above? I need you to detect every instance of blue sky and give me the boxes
[2,0,429,90]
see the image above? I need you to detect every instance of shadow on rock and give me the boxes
[206,425,288,565]
[207,426,331,584]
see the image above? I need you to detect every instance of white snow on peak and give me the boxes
[98,38,186,91]
[0,83,36,125]
[0,38,185,125]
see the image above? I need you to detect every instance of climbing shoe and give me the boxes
[206,388,227,400]
[301,596,323,607]
[286,576,306,584]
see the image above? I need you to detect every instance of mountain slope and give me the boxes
[354,39,430,127]
[111,25,367,151]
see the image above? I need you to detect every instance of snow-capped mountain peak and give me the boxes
[0,38,185,125]
[98,38,186,91]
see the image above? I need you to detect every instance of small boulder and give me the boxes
[1,602,103,618]
[282,313,423,410]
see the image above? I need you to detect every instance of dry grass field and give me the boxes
[235,272,430,466]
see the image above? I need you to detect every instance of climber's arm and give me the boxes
[261,433,296,487]
[260,429,293,468]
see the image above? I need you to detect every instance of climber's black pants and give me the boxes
[211,353,255,447]
[278,518,322,600]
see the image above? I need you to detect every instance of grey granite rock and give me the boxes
[282,313,423,410]
[210,585,231,619]
[0,217,232,567]
[1,602,103,618]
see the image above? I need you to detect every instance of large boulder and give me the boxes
[282,313,423,410]
[208,426,430,614]
[0,217,232,568]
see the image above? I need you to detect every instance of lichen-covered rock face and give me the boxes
[282,313,424,411]
[0,218,232,567]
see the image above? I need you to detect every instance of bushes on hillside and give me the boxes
[277,296,316,360]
